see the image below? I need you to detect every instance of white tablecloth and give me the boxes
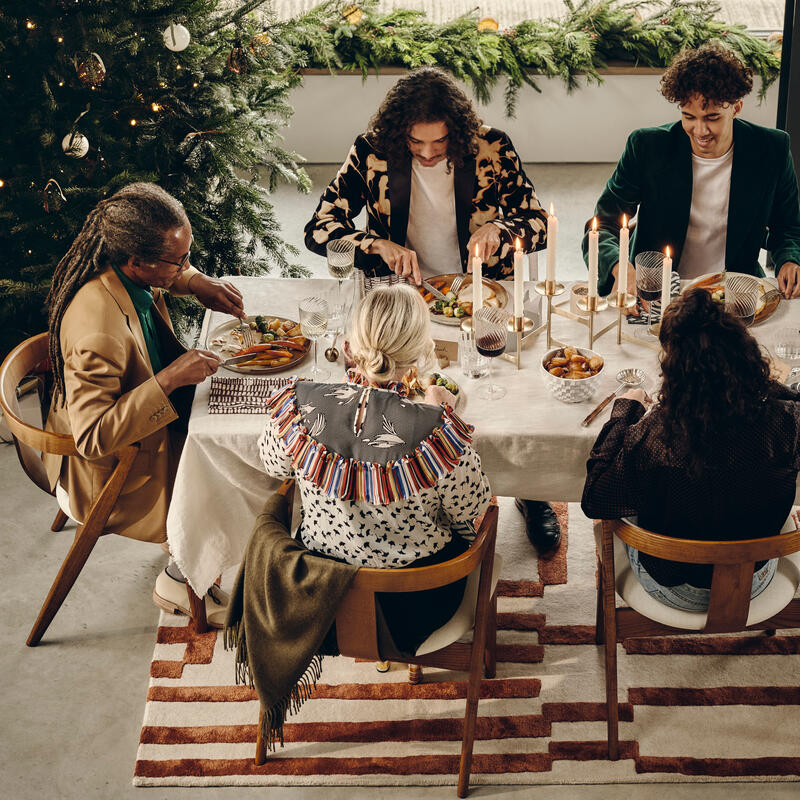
[168,276,800,594]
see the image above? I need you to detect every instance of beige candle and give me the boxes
[513,238,524,318]
[546,203,557,284]
[661,246,672,318]
[472,244,483,311]
[588,217,599,298]
[618,215,629,299]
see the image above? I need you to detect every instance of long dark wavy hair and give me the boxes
[47,182,188,405]
[366,67,482,169]
[657,288,772,470]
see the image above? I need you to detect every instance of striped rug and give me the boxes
[134,500,800,787]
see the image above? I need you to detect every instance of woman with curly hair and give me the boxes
[304,66,547,283]
[582,43,800,301]
[582,289,800,610]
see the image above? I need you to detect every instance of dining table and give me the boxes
[167,274,800,597]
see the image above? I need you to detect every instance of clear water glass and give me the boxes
[460,338,489,379]
[472,306,510,400]
[326,239,356,306]
[724,273,760,326]
[635,251,664,338]
[299,296,330,380]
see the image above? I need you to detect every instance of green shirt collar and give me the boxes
[112,264,154,315]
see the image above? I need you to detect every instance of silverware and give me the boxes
[238,321,259,348]
[222,352,263,367]
[449,274,466,297]
[581,367,646,427]
[422,280,449,302]
[324,331,341,362]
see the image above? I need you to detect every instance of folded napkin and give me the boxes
[208,376,291,414]
[627,271,681,325]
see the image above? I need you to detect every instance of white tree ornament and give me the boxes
[61,132,89,158]
[163,23,190,52]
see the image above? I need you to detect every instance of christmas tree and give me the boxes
[0,0,315,354]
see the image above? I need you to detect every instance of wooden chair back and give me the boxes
[606,518,800,632]
[0,333,77,494]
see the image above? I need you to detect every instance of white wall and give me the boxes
[284,72,779,164]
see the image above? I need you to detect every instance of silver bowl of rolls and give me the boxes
[541,345,605,403]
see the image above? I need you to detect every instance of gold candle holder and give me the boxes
[533,280,567,349]
[502,315,536,369]
[576,294,611,349]
[608,292,638,344]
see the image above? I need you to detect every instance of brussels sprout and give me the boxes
[443,305,454,317]
[262,331,275,342]
[436,376,447,386]
[454,305,466,318]
[433,300,444,313]
[248,321,258,329]
[255,315,268,333]
[446,382,458,393]
[446,291,457,301]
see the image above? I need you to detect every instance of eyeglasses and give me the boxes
[156,237,193,268]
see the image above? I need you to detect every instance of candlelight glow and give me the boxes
[474,244,479,257]
[515,237,521,251]
[665,246,671,258]
[592,217,598,232]
[549,202,555,215]
[622,214,627,228]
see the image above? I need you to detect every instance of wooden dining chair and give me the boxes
[255,479,500,798]
[0,333,144,646]
[595,517,800,759]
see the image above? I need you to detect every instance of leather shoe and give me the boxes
[153,568,230,629]
[514,498,562,555]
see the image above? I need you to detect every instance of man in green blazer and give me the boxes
[583,44,800,301]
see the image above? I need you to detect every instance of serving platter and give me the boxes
[418,273,508,326]
[684,272,781,325]
[207,315,310,374]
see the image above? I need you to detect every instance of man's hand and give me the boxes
[368,239,421,285]
[611,260,640,316]
[423,384,457,409]
[466,223,502,266]
[777,262,800,299]
[156,349,222,395]
[189,273,245,317]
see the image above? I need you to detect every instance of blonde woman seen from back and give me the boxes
[259,285,491,656]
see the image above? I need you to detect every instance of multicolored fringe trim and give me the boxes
[265,378,475,504]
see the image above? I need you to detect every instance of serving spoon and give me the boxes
[581,367,646,427]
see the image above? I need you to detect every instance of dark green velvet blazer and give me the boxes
[582,119,800,296]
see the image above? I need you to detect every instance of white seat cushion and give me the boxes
[55,481,80,523]
[414,553,503,656]
[594,515,800,630]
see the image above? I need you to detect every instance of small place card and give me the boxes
[433,339,459,368]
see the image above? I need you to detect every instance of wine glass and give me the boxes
[299,296,330,380]
[724,273,760,327]
[327,239,356,306]
[473,306,510,400]
[635,251,664,338]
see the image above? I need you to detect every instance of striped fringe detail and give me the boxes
[265,378,474,503]
[224,620,325,754]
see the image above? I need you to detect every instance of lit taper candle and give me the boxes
[661,246,672,319]
[618,215,629,300]
[472,244,483,312]
[588,217,599,298]
[546,203,557,284]
[513,238,524,318]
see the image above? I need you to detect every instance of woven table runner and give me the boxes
[208,376,291,414]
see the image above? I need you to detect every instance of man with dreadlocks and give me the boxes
[44,182,244,626]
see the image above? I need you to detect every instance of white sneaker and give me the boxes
[152,568,230,629]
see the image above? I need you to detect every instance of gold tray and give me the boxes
[418,273,509,326]
[207,315,310,374]
[684,272,780,325]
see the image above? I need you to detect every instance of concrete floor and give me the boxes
[0,164,793,797]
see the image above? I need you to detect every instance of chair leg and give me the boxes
[255,707,266,765]
[187,583,208,634]
[50,508,69,532]
[27,523,101,646]
[604,623,620,760]
[483,593,497,679]
[595,570,605,645]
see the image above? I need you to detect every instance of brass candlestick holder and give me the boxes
[533,279,567,349]
[607,291,639,344]
[502,314,537,369]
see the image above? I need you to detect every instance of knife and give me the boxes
[422,280,449,302]
[221,352,263,367]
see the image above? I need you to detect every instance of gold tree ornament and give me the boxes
[342,4,363,25]
[477,17,499,32]
[163,23,191,52]
[61,132,89,158]
[75,52,106,87]
[249,31,272,58]
[227,41,249,74]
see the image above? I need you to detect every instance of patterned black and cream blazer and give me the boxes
[304,126,548,280]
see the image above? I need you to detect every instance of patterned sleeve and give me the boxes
[489,130,548,260]
[303,135,379,260]
[257,416,294,479]
[435,446,492,534]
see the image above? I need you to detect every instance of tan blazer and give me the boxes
[44,265,200,543]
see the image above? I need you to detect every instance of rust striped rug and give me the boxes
[134,501,800,787]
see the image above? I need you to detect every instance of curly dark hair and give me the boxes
[660,43,753,107]
[366,67,482,169]
[657,288,772,471]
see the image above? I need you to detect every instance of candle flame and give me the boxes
[515,237,521,251]
[665,246,671,258]
[592,217,598,232]
[622,214,627,228]
[474,244,479,257]
[549,202,555,216]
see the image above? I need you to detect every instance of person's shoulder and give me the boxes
[734,118,790,149]
[353,132,378,154]
[626,121,680,146]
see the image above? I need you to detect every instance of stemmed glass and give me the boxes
[635,251,664,338]
[325,290,352,362]
[473,306,510,400]
[724,273,760,327]
[327,239,356,306]
[299,296,330,380]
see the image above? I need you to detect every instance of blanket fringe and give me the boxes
[265,378,474,503]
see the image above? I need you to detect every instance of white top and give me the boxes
[678,147,734,279]
[405,158,462,278]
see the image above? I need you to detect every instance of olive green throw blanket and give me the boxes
[224,492,358,752]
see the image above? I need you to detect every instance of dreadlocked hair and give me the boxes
[47,182,188,405]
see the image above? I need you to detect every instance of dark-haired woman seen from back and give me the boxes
[582,288,800,610]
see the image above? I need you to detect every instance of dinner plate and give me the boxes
[408,371,463,410]
[418,273,508,326]
[684,272,781,325]
[207,315,310,374]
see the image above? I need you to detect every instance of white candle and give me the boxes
[546,203,557,283]
[618,215,629,299]
[472,245,483,311]
[588,217,599,298]
[661,246,672,319]
[513,238,524,318]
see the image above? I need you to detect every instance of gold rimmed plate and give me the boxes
[684,272,781,325]
[418,273,508,326]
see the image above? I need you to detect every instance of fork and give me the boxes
[240,321,259,348]
[450,274,466,297]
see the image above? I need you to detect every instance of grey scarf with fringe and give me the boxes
[224,491,358,752]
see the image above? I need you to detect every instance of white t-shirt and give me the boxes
[678,147,734,279]
[405,158,462,278]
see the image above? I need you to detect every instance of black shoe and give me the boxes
[514,498,562,555]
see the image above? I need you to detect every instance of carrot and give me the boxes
[269,339,307,352]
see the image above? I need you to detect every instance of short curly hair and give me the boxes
[660,43,753,107]
[366,67,482,169]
